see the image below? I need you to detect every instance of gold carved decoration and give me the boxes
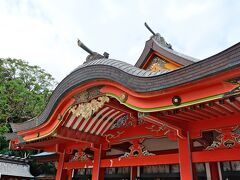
[206,126,240,150]
[57,114,63,121]
[119,139,155,159]
[145,124,170,135]
[147,56,169,72]
[70,96,110,119]
[138,112,149,118]
[69,151,90,162]
[105,131,125,143]
[73,86,104,104]
[150,63,161,72]
[224,77,240,96]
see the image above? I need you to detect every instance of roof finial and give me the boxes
[144,22,156,36]
[144,23,172,50]
[77,39,94,55]
[77,39,109,63]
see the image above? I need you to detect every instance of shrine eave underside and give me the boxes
[10,42,240,133]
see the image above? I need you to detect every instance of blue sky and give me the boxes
[0,0,239,81]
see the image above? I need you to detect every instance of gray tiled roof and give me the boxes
[73,58,170,76]
[31,152,58,159]
[0,155,33,178]
[153,38,199,62]
[31,152,56,158]
[4,133,25,143]
[10,42,240,133]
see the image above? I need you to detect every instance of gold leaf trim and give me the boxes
[69,96,110,119]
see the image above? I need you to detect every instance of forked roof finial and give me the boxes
[144,22,172,49]
[144,22,156,36]
[77,39,109,63]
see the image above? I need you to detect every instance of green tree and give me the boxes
[0,58,57,154]
[0,58,57,124]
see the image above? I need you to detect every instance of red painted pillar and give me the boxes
[99,168,105,180]
[99,151,106,180]
[209,162,220,180]
[178,132,193,180]
[92,145,102,180]
[192,163,197,180]
[62,170,67,180]
[67,169,73,180]
[131,166,137,180]
[56,151,67,180]
[190,141,197,180]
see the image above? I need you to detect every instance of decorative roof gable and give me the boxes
[135,23,197,71]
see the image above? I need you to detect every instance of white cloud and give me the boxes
[0,0,239,81]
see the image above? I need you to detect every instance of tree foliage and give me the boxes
[0,58,57,124]
[0,58,57,154]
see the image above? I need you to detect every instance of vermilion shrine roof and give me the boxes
[6,27,240,156]
[10,41,240,133]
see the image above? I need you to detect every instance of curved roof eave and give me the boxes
[10,42,240,133]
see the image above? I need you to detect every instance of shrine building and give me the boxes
[6,25,240,180]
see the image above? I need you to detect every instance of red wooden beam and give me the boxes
[190,107,212,119]
[141,116,186,139]
[63,147,240,169]
[213,102,232,115]
[104,122,173,145]
[68,116,79,129]
[192,148,240,162]
[62,112,73,127]
[180,109,204,121]
[224,100,240,113]
[101,154,179,167]
[205,105,226,116]
[162,110,196,122]
[189,113,240,138]
[159,113,191,123]
[149,113,187,130]
[105,100,137,116]
[232,98,240,108]
[173,112,198,122]
[63,160,93,169]
[196,107,219,118]
[64,153,179,169]
[56,127,104,144]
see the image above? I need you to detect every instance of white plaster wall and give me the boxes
[143,137,178,151]
[106,148,125,156]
